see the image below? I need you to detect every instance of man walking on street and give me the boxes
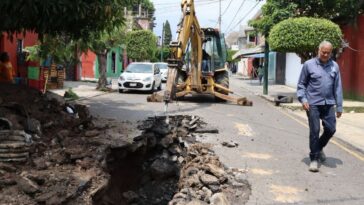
[297,40,343,172]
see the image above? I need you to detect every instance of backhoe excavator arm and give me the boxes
[164,0,204,102]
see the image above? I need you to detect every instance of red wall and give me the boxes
[337,15,364,98]
[81,51,96,78]
[0,32,38,76]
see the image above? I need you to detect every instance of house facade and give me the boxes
[81,48,123,81]
[0,32,38,78]
[79,5,154,81]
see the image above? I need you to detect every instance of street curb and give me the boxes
[332,136,364,158]
[258,94,364,113]
[259,94,364,155]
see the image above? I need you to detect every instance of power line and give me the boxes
[225,0,261,34]
[221,0,234,16]
[223,0,247,33]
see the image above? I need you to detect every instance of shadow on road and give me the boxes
[301,157,343,168]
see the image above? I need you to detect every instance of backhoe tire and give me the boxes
[214,71,229,102]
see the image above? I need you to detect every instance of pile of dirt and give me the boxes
[0,84,136,204]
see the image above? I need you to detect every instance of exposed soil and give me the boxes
[0,84,251,205]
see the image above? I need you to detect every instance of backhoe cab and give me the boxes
[147,0,252,106]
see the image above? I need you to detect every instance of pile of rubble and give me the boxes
[0,84,251,205]
[93,115,251,205]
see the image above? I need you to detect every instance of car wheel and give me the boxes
[118,89,124,93]
[150,82,155,93]
[157,82,162,90]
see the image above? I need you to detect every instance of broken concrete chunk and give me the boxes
[16,176,40,195]
[199,174,219,186]
[210,193,230,205]
[84,130,99,137]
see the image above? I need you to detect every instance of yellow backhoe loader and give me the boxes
[148,0,252,106]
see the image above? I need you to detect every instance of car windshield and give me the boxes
[156,63,168,71]
[125,64,153,73]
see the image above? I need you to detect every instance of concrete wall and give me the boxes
[285,53,302,88]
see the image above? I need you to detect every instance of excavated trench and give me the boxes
[92,115,251,205]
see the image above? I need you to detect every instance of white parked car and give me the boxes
[154,62,168,82]
[118,62,162,93]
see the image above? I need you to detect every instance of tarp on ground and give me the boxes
[232,46,264,60]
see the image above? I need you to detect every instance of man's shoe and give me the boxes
[309,160,319,172]
[319,151,326,162]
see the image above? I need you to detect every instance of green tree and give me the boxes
[126,30,157,61]
[0,0,128,40]
[88,26,127,90]
[163,20,172,46]
[154,47,170,62]
[25,35,78,66]
[249,0,297,37]
[226,49,237,63]
[128,0,155,14]
[269,17,342,62]
[250,0,362,36]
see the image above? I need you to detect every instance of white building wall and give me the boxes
[237,58,249,76]
[285,53,303,88]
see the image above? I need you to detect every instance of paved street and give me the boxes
[54,78,364,205]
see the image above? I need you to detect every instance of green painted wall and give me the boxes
[94,47,123,79]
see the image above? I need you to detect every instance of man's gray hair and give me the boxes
[319,40,333,49]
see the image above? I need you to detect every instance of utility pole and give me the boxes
[161,22,164,62]
[218,0,222,31]
[263,40,269,95]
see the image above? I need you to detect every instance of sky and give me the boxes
[150,0,266,39]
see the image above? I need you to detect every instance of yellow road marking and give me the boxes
[250,168,274,176]
[270,184,302,203]
[277,107,364,161]
[242,152,272,160]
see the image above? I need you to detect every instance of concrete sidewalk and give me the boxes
[233,75,364,155]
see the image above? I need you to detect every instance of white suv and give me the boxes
[118,62,162,93]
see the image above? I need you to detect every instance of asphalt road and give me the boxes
[81,78,364,205]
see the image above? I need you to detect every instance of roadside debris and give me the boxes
[274,95,293,106]
[221,141,239,148]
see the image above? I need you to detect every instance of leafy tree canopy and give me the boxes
[128,0,155,13]
[250,0,362,36]
[227,49,238,63]
[87,26,126,55]
[0,0,129,40]
[269,17,342,61]
[126,30,157,61]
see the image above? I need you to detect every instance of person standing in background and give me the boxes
[257,65,264,85]
[0,52,15,83]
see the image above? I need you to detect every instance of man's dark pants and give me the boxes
[306,105,336,161]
